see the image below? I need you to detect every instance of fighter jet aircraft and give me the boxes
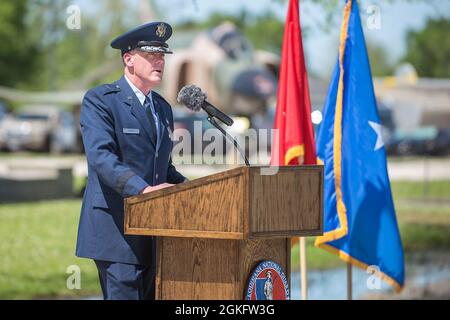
[163,22,280,117]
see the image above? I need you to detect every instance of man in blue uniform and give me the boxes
[75,21,186,300]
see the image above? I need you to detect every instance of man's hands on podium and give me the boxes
[140,178,189,194]
[141,183,174,194]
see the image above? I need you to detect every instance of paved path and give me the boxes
[1,154,449,181]
[387,158,450,181]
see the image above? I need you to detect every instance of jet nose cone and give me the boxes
[232,69,276,99]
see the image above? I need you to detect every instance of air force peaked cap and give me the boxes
[110,22,173,55]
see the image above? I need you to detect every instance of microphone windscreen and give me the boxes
[177,85,206,112]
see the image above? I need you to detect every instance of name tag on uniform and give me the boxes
[123,128,140,134]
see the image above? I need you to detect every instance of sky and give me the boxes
[155,0,450,78]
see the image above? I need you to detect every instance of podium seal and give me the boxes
[245,260,289,300]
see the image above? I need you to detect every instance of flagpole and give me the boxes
[300,237,308,300]
[347,262,352,300]
[272,0,315,300]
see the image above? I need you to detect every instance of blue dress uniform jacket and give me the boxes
[76,76,185,266]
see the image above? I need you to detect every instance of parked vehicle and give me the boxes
[172,107,278,159]
[0,101,7,121]
[0,101,12,150]
[385,127,450,156]
[1,105,77,153]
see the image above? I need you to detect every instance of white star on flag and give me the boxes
[368,121,384,151]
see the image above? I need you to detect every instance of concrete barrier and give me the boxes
[0,165,74,202]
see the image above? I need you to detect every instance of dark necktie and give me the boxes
[143,96,158,145]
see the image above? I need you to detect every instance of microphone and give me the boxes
[177,85,234,126]
[176,84,249,166]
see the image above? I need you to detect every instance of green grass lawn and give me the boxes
[391,180,450,199]
[0,200,99,299]
[0,180,449,298]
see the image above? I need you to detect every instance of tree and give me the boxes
[0,0,41,87]
[403,18,450,78]
[245,12,286,54]
[177,10,285,54]
[366,42,395,76]
[25,0,134,90]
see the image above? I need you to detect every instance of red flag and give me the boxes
[271,0,316,166]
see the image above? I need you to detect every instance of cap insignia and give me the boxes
[156,23,166,38]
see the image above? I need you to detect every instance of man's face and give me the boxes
[126,50,165,86]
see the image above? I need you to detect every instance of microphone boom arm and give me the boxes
[206,116,250,166]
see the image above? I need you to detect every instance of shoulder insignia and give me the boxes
[102,83,121,95]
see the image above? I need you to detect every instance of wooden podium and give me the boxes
[124,165,323,299]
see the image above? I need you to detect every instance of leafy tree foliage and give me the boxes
[0,0,40,87]
[403,18,450,78]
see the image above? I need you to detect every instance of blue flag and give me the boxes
[315,0,404,291]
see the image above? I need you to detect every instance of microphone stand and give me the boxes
[206,116,250,166]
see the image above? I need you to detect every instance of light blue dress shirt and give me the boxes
[124,75,160,142]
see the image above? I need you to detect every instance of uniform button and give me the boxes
[155,173,159,180]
